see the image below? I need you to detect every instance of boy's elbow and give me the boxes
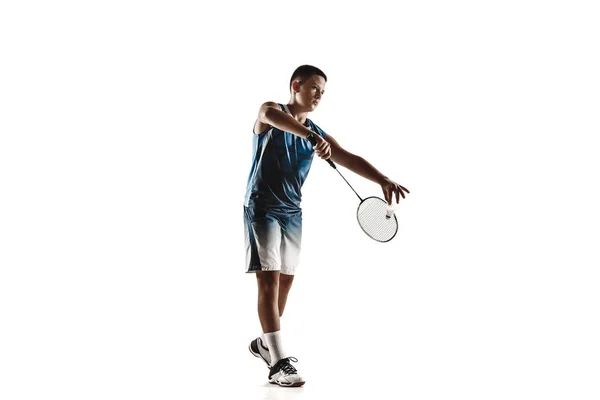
[261,105,279,124]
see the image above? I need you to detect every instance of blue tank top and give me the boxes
[244,104,327,215]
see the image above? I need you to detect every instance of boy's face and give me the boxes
[293,75,326,111]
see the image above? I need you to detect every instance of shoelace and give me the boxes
[279,357,299,375]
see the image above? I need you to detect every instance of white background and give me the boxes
[1,1,599,399]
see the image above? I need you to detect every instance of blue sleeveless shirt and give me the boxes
[244,104,327,215]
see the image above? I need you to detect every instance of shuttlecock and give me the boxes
[385,202,399,219]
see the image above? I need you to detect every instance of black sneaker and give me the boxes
[268,357,305,387]
[248,337,271,368]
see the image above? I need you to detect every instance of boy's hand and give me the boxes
[381,178,410,205]
[312,134,331,160]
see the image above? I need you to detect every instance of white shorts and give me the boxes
[244,206,302,275]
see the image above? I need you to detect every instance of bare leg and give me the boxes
[256,271,280,333]
[278,273,295,317]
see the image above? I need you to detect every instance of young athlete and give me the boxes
[244,65,409,387]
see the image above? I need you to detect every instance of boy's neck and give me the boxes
[286,102,310,126]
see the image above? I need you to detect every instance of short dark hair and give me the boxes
[290,65,327,91]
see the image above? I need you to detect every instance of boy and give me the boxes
[244,65,409,387]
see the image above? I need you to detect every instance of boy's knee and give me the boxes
[279,274,294,286]
[256,271,279,290]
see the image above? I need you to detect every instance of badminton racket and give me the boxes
[307,134,399,242]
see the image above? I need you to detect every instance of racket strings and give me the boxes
[357,198,398,242]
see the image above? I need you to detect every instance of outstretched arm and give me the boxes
[255,101,332,159]
[326,134,410,204]
[256,102,313,139]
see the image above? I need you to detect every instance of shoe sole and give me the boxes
[248,343,271,368]
[268,380,306,387]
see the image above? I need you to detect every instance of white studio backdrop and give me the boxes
[1,1,599,399]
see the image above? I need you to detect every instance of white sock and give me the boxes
[264,331,287,365]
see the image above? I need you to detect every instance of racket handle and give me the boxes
[306,133,337,169]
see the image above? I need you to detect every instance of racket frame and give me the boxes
[356,196,399,242]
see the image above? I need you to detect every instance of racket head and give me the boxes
[356,196,399,242]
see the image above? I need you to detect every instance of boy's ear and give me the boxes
[291,80,300,93]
